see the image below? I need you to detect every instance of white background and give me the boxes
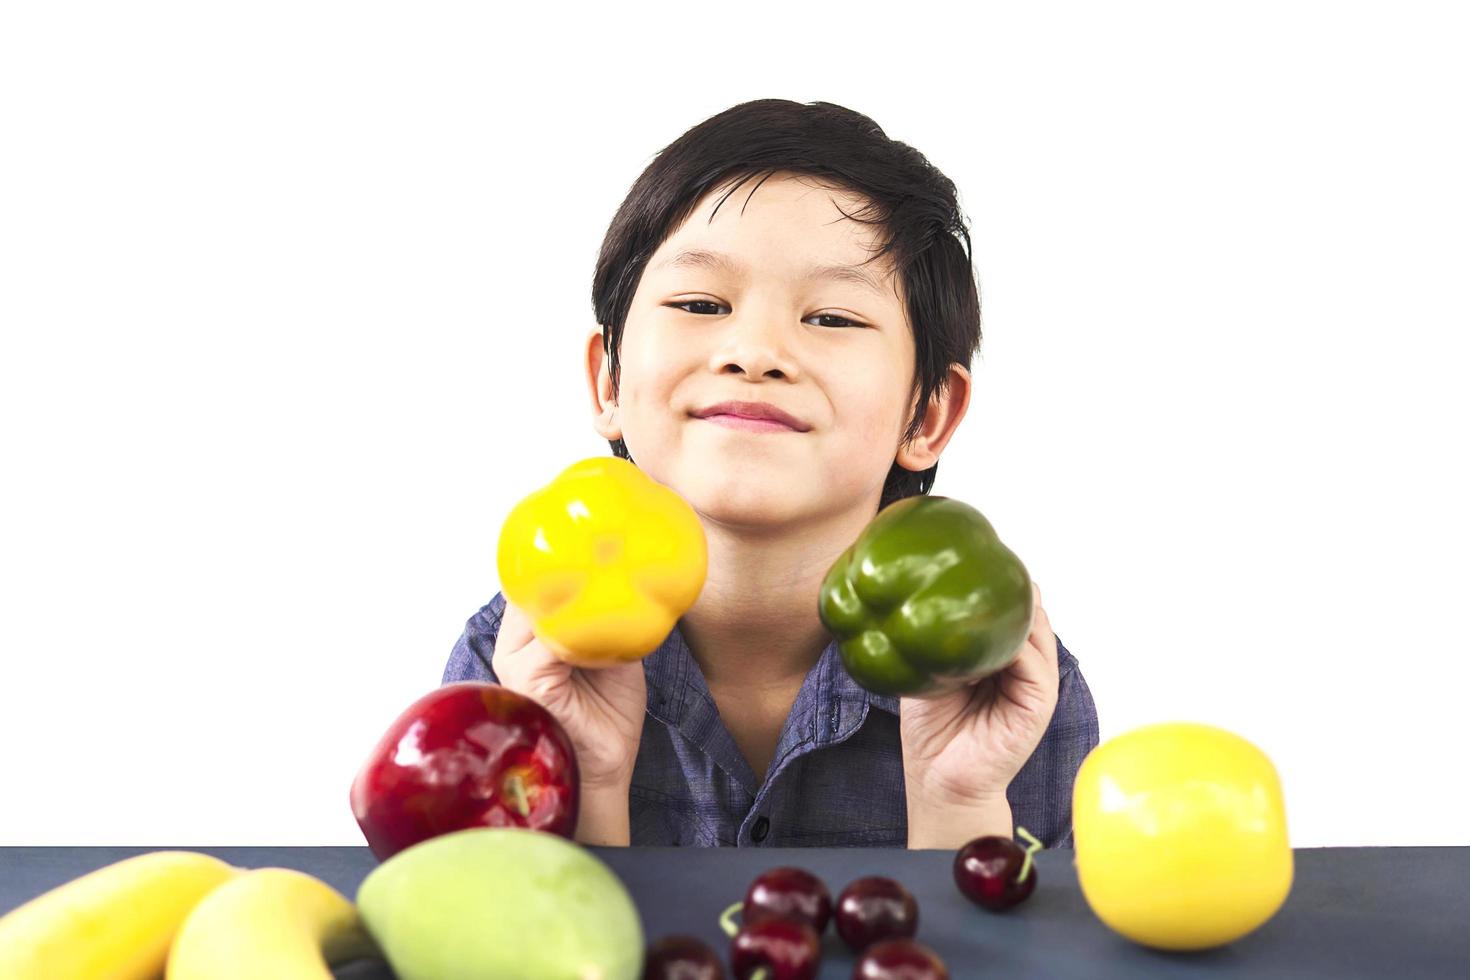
[2,1,1466,847]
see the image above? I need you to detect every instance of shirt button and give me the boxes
[751,816,771,843]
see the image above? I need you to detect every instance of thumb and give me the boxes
[494,598,536,662]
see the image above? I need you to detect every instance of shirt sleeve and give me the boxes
[441,591,509,685]
[1006,634,1101,850]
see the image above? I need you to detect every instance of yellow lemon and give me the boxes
[1072,721,1292,951]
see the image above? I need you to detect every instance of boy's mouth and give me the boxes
[691,400,810,432]
[697,414,803,433]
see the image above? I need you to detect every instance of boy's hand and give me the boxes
[491,599,647,793]
[898,582,1060,846]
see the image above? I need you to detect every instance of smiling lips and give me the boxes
[702,415,798,433]
[692,400,810,433]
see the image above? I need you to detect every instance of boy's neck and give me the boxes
[678,504,877,692]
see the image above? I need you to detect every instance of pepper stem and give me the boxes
[719,900,742,938]
[1016,825,1044,884]
[506,774,531,819]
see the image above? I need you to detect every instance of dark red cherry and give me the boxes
[834,876,919,952]
[644,934,726,979]
[743,866,832,934]
[851,938,949,980]
[731,916,822,980]
[953,834,1038,911]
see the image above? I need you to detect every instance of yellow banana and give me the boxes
[166,866,381,979]
[0,849,241,980]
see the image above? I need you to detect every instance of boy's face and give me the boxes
[588,170,958,532]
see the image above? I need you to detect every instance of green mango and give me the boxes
[356,827,643,980]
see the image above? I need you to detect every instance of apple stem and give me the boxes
[719,900,742,938]
[1016,825,1044,884]
[506,774,530,818]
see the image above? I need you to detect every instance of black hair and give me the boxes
[591,99,981,512]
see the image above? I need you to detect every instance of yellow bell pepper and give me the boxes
[496,457,708,668]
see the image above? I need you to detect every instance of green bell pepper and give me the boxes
[817,495,1034,698]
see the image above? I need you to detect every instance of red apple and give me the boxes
[350,681,580,861]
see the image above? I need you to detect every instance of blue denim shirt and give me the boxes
[443,590,1099,849]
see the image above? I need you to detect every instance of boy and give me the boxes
[443,99,1099,849]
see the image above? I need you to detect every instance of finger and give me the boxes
[1002,588,1058,692]
[994,639,1057,719]
[492,599,536,674]
[1028,582,1056,662]
[491,612,572,705]
[1005,636,1049,686]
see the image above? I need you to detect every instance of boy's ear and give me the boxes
[894,363,972,472]
[586,326,621,442]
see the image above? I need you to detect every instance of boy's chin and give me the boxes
[676,476,818,531]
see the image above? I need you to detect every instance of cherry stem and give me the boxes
[1016,825,1044,884]
[506,774,530,818]
[719,900,742,938]
[717,902,768,979]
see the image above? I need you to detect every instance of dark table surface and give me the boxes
[2,845,1467,978]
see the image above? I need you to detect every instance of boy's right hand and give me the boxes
[491,598,647,792]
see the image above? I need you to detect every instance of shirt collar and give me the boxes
[641,621,900,730]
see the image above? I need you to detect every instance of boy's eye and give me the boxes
[667,300,863,329]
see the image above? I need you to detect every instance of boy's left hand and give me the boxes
[898,582,1060,811]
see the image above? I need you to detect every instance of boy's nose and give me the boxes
[709,314,800,381]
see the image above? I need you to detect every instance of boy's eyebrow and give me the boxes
[653,248,888,297]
